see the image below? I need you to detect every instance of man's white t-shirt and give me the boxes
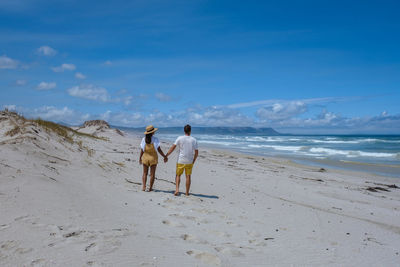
[140,136,160,151]
[174,135,198,164]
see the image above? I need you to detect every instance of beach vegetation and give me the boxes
[5,125,21,137]
[97,163,106,170]
[2,110,108,154]
[32,119,74,143]
[31,118,106,143]
[113,161,125,167]
[86,148,95,157]
[77,140,84,150]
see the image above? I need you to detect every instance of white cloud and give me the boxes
[67,84,135,105]
[14,104,397,134]
[67,84,110,102]
[52,63,76,72]
[256,101,307,121]
[15,79,27,86]
[103,60,112,66]
[37,46,57,56]
[97,106,253,127]
[29,106,91,125]
[0,55,18,69]
[36,82,56,90]
[100,110,144,126]
[2,105,91,125]
[260,109,400,134]
[123,96,133,106]
[33,106,74,120]
[3,104,16,111]
[227,97,353,109]
[112,106,254,127]
[155,92,172,102]
[75,72,86,79]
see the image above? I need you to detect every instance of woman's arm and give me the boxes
[139,149,143,164]
[157,147,168,162]
[157,146,166,157]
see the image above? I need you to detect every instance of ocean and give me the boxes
[128,129,400,178]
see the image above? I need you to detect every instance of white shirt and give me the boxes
[140,136,160,151]
[174,135,198,164]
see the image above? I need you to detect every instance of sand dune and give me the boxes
[1,110,399,266]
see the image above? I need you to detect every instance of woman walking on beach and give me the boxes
[139,125,168,191]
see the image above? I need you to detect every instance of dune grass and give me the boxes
[2,110,108,146]
[32,119,74,143]
[32,118,107,143]
[5,125,21,137]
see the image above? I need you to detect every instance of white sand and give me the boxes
[1,111,400,266]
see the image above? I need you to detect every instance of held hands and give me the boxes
[163,156,168,163]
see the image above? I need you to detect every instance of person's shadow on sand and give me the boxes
[153,189,219,199]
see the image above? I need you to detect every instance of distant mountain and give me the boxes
[116,126,281,136]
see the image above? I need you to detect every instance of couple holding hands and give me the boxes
[139,124,198,196]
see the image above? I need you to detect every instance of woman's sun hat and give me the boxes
[144,125,158,134]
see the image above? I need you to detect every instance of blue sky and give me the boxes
[1,0,399,134]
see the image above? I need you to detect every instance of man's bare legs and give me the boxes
[174,174,181,196]
[185,174,191,196]
[174,174,191,196]
[141,164,149,191]
[149,165,157,191]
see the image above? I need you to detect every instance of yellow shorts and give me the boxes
[176,163,193,176]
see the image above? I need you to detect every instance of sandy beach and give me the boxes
[1,110,400,266]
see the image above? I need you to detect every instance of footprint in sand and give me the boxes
[0,224,10,231]
[186,250,221,266]
[15,247,34,254]
[248,239,267,247]
[0,240,19,250]
[181,234,208,244]
[48,225,132,254]
[226,221,241,227]
[192,208,218,215]
[96,240,122,254]
[162,220,185,228]
[169,213,198,222]
[200,218,210,224]
[147,234,166,240]
[214,246,245,257]
[161,204,179,211]
[207,229,231,238]
[14,215,31,222]
[163,198,185,206]
[30,258,47,266]
[246,230,261,238]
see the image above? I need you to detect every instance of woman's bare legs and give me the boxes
[142,164,149,191]
[149,164,157,191]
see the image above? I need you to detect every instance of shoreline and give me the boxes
[188,140,400,179]
[140,131,400,179]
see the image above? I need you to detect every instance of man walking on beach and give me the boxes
[166,125,198,196]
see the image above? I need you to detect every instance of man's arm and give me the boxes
[166,144,177,157]
[192,149,198,164]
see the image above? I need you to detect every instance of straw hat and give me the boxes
[144,125,158,134]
